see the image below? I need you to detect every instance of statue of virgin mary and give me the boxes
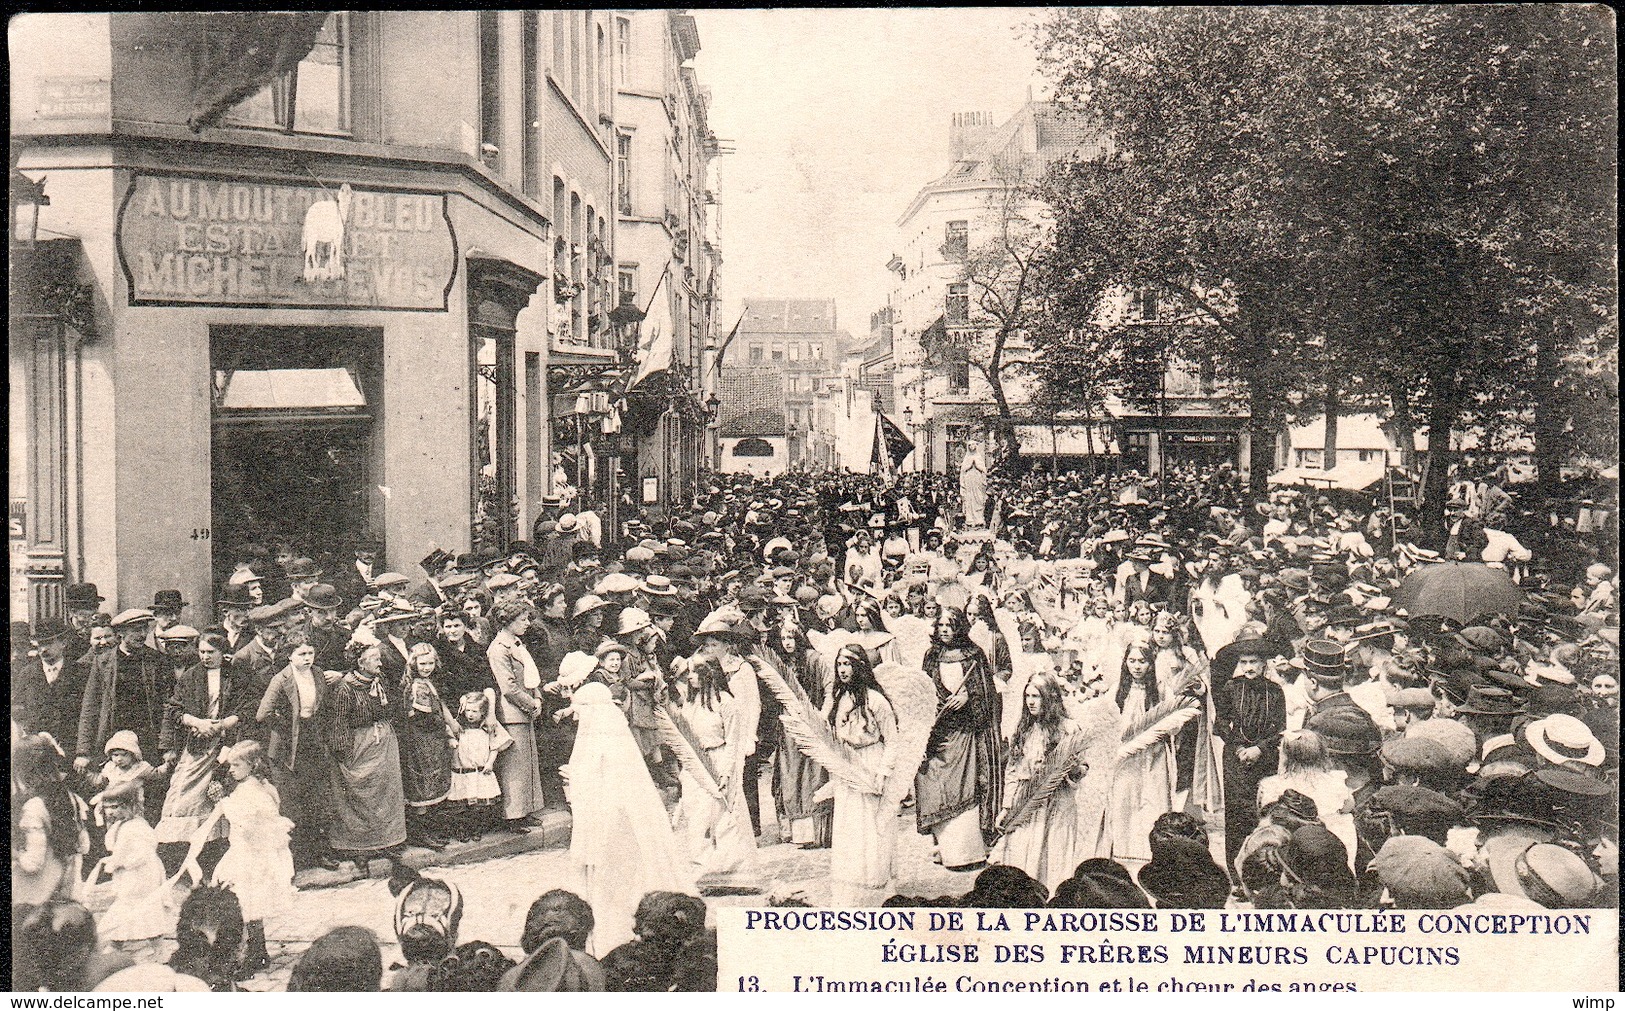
[959,441,987,528]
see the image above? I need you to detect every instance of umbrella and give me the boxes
[1392,562,1525,624]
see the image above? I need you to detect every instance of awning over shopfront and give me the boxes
[1015,423,1120,456]
[1269,458,1389,491]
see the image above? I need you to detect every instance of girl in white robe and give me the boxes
[559,681,692,955]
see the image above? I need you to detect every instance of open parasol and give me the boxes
[1392,561,1524,624]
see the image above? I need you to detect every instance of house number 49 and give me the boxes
[191,528,210,541]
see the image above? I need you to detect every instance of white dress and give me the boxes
[449,723,513,803]
[675,692,762,893]
[212,776,295,922]
[566,683,692,955]
[991,721,1084,893]
[98,817,169,942]
[827,693,898,907]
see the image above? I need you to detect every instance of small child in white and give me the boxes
[85,778,169,957]
[88,730,160,827]
[448,690,512,841]
[171,740,293,980]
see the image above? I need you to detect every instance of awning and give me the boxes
[1269,458,1389,491]
[1015,423,1120,456]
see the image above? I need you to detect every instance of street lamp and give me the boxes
[706,392,721,420]
[9,166,48,248]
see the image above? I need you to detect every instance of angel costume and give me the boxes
[566,683,691,955]
[675,684,763,893]
[1105,675,1197,864]
[990,719,1086,893]
[915,640,1004,869]
[827,691,899,906]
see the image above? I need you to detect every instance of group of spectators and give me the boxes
[10,455,1617,992]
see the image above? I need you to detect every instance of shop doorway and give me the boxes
[209,326,382,591]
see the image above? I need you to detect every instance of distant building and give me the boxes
[715,366,788,476]
[723,298,848,468]
[890,100,1250,476]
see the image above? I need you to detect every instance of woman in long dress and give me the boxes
[488,602,547,825]
[673,654,762,894]
[990,673,1086,893]
[770,622,833,848]
[1105,637,1191,863]
[825,644,899,906]
[156,633,245,875]
[915,606,1004,871]
[326,644,408,858]
[559,681,691,955]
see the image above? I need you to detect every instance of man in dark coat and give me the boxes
[75,609,168,768]
[13,619,88,749]
[1212,636,1290,876]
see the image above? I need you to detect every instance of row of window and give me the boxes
[745,341,826,363]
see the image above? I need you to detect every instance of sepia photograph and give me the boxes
[7,6,1617,995]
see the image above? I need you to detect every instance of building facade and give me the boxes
[611,9,721,514]
[722,298,847,469]
[7,11,643,620]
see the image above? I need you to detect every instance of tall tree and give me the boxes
[1033,6,1616,540]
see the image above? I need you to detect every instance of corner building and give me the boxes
[8,12,621,619]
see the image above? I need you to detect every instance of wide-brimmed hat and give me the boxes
[1305,707,1380,757]
[1484,835,1598,908]
[594,639,629,660]
[1406,718,1478,769]
[151,589,189,612]
[66,582,105,608]
[556,514,580,534]
[1524,714,1605,767]
[218,739,264,766]
[301,583,344,610]
[1453,685,1526,717]
[1211,637,1288,680]
[571,594,611,618]
[1372,835,1470,908]
[690,614,754,644]
[595,572,641,595]
[616,607,652,636]
[1380,735,1456,775]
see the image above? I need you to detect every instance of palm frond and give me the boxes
[994,730,1088,839]
[755,660,882,794]
[654,704,729,806]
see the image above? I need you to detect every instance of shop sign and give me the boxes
[117,173,457,311]
[35,77,110,120]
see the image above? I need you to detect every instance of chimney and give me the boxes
[949,110,997,163]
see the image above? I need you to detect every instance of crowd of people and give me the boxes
[10,455,1619,991]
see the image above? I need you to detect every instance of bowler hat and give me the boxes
[301,584,344,610]
[216,583,257,608]
[151,589,189,612]
[66,582,105,608]
[284,557,323,579]
[32,618,70,644]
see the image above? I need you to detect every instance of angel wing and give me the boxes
[886,614,932,671]
[809,627,861,665]
[653,704,729,806]
[754,660,882,794]
[873,660,936,810]
[994,730,1089,840]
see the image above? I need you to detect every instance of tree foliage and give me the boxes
[1031,5,1616,539]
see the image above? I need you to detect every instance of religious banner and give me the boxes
[116,173,458,311]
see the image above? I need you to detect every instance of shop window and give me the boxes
[225,12,351,134]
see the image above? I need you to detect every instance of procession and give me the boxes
[8,6,1617,997]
